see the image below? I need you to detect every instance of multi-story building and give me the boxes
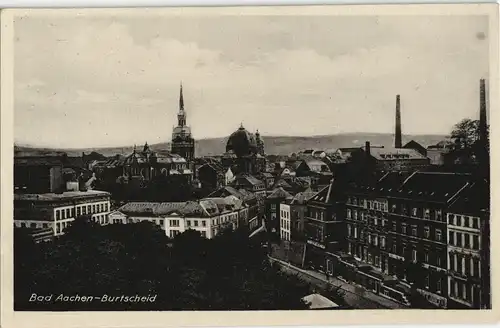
[279,201,292,241]
[303,180,345,272]
[208,186,262,231]
[232,174,266,197]
[446,179,490,309]
[295,158,333,188]
[265,187,293,238]
[14,150,65,194]
[279,190,316,242]
[109,195,247,239]
[339,171,481,308]
[14,190,111,238]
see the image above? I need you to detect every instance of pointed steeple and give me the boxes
[177,82,186,127]
[179,82,184,111]
[394,94,402,148]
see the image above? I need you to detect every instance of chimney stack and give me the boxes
[479,79,488,143]
[395,95,402,148]
[365,141,371,156]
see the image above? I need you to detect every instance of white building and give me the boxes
[109,195,248,239]
[14,190,111,239]
[280,202,291,241]
[447,211,483,308]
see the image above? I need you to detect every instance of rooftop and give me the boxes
[15,190,110,202]
[301,294,339,309]
[366,147,428,161]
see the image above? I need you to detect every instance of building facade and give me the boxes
[109,196,248,239]
[446,179,490,309]
[14,150,65,194]
[14,190,111,238]
[265,187,293,238]
[336,171,485,308]
[304,181,345,272]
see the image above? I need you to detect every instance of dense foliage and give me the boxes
[14,218,311,311]
[448,118,490,166]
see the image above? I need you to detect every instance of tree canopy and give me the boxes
[14,217,311,311]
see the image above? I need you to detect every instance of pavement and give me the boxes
[269,256,408,309]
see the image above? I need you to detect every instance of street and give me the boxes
[270,256,407,309]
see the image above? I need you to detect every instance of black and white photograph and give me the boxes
[1,4,498,324]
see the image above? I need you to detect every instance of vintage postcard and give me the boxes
[1,4,499,327]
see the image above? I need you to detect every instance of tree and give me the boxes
[15,222,311,311]
[449,118,490,164]
[450,119,480,150]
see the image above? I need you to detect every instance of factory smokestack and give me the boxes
[394,95,402,148]
[479,79,488,144]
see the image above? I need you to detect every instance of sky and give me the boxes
[14,11,489,148]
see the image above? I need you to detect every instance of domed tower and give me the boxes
[171,83,195,163]
[226,123,260,175]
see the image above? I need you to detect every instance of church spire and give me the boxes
[177,82,186,127]
[179,82,184,111]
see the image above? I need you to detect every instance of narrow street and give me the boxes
[269,256,407,309]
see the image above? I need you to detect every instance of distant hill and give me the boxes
[15,133,448,158]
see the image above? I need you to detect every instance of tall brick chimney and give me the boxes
[394,95,402,148]
[479,79,488,143]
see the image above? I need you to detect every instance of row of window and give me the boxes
[347,197,389,212]
[347,243,445,293]
[281,218,290,231]
[307,208,325,221]
[348,222,443,244]
[54,214,110,234]
[16,221,50,229]
[281,230,291,241]
[187,220,207,228]
[390,205,444,222]
[449,231,480,250]
[449,253,481,278]
[450,279,477,304]
[55,202,109,220]
[280,209,290,219]
[347,198,445,222]
[448,214,480,229]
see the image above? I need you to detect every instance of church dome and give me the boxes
[226,124,258,157]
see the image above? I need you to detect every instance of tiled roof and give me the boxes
[394,172,472,202]
[180,201,207,217]
[117,202,186,216]
[267,187,293,200]
[15,190,110,202]
[236,174,264,186]
[272,179,293,190]
[350,171,474,203]
[290,190,317,205]
[448,179,489,215]
[309,185,329,203]
[202,196,244,214]
[366,147,428,161]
